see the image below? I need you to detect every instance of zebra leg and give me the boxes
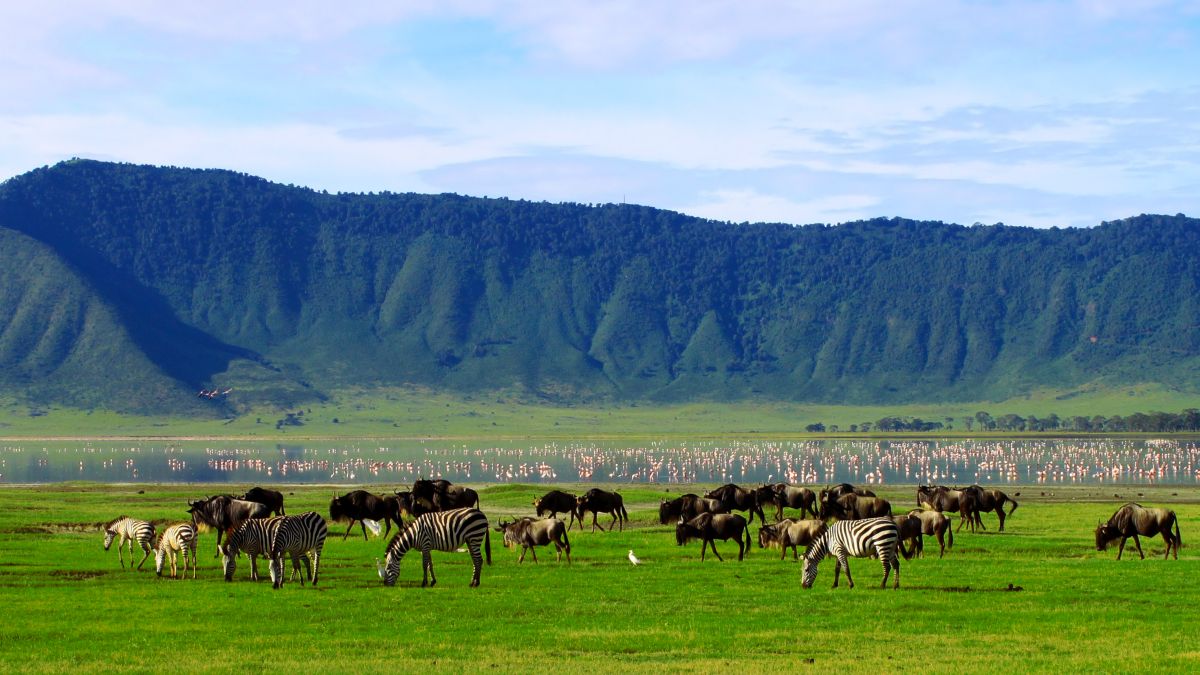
[250,555,259,581]
[117,540,127,569]
[470,543,483,587]
[311,547,322,586]
[838,552,854,589]
[832,558,841,589]
[420,549,433,587]
[136,542,152,571]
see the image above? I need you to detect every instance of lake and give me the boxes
[1,438,1197,485]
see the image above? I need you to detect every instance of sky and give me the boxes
[2,1,1199,228]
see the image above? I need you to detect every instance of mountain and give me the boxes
[1,159,1197,414]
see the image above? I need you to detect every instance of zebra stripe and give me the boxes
[221,516,286,582]
[103,517,156,571]
[155,523,197,579]
[802,517,900,590]
[268,512,328,589]
[383,508,492,587]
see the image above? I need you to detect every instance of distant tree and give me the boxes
[805,422,826,433]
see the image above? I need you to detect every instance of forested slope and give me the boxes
[1,159,1196,413]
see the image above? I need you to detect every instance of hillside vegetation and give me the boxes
[1,160,1198,415]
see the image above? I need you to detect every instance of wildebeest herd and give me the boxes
[99,479,1183,590]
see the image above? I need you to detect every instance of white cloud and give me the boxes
[685,189,880,225]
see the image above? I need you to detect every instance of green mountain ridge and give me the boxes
[1,159,1197,414]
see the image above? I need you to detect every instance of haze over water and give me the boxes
[1,438,1196,486]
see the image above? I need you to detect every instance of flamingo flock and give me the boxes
[1,439,1197,485]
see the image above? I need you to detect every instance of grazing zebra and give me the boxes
[103,517,156,571]
[220,516,286,582]
[802,517,900,590]
[268,512,328,589]
[155,523,197,579]
[382,508,492,587]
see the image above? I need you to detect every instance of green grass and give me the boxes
[0,482,1197,672]
[2,383,1199,439]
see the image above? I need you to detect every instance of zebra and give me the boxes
[103,517,156,571]
[268,512,328,589]
[801,517,900,590]
[382,508,491,587]
[220,516,286,582]
[155,523,197,579]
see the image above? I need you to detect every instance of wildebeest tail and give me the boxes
[1174,514,1182,548]
[744,522,752,555]
[1007,495,1019,514]
[620,501,629,524]
[947,522,954,549]
[484,528,492,565]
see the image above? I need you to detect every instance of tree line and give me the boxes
[804,408,1200,433]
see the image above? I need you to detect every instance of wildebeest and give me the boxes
[411,479,480,511]
[237,487,286,516]
[496,517,571,563]
[675,513,751,561]
[916,485,979,533]
[819,483,876,503]
[392,490,433,520]
[704,483,766,525]
[328,490,403,541]
[960,485,1019,532]
[894,509,953,559]
[1095,503,1182,560]
[819,493,892,521]
[576,488,628,532]
[762,484,818,520]
[187,495,271,557]
[533,490,579,529]
[658,494,727,525]
[757,518,826,560]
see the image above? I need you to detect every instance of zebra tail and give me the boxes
[485,528,492,565]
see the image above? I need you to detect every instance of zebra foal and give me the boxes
[269,512,328,589]
[155,523,197,579]
[382,508,491,587]
[802,517,900,590]
[103,517,156,571]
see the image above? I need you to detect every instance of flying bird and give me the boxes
[628,550,641,566]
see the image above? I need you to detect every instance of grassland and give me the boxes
[2,383,1199,439]
[0,482,1197,672]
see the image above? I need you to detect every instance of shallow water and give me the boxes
[1,438,1197,485]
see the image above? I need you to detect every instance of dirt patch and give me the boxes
[7,522,105,534]
[48,570,106,581]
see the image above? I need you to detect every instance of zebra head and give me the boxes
[154,547,167,576]
[382,549,401,586]
[269,557,284,589]
[220,544,237,581]
[801,554,820,589]
[102,528,117,550]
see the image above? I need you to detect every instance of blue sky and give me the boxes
[2,1,1198,228]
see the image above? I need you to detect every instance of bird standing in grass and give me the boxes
[628,550,641,566]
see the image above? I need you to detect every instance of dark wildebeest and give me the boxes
[392,490,433,520]
[187,495,271,558]
[533,490,579,529]
[328,490,403,541]
[704,483,766,525]
[1095,503,1182,560]
[763,484,818,520]
[819,493,892,521]
[676,513,751,562]
[576,488,628,532]
[894,509,953,559]
[960,485,1019,532]
[820,483,876,503]
[237,487,286,516]
[658,494,727,525]
[496,517,572,563]
[916,485,979,533]
[757,518,826,561]
[411,479,480,511]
